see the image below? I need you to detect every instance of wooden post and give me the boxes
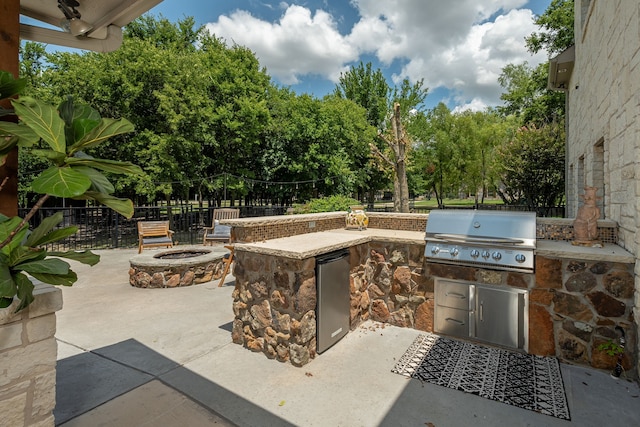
[0,0,20,217]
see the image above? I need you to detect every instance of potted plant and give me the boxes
[597,327,626,378]
[0,70,140,311]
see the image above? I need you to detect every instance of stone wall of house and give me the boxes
[0,285,62,427]
[567,0,640,378]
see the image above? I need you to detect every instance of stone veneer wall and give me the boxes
[231,251,318,366]
[534,255,635,375]
[0,285,62,427]
[233,240,637,377]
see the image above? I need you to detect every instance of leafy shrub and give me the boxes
[291,195,361,214]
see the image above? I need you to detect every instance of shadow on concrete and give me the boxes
[219,321,233,332]
[55,338,295,427]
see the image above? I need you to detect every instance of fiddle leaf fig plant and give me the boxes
[0,70,142,312]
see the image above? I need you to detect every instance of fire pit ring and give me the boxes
[129,245,230,288]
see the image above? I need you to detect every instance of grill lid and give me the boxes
[424,210,536,272]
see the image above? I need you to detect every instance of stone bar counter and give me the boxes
[226,212,637,375]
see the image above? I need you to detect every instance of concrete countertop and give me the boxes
[234,229,636,264]
[536,240,635,263]
[233,228,425,259]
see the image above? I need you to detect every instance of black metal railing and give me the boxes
[17,205,291,251]
[17,203,564,251]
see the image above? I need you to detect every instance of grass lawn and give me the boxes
[374,198,505,209]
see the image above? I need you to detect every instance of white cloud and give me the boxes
[206,5,357,84]
[205,1,549,109]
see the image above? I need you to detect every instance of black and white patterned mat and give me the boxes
[392,333,571,420]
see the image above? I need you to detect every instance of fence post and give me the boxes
[113,212,119,248]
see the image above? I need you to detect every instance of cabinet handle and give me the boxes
[446,292,466,299]
[445,317,465,325]
[479,302,483,321]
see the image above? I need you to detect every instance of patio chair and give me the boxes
[203,208,240,245]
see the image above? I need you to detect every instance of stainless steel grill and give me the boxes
[424,210,536,273]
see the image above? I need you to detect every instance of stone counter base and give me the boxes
[233,242,636,376]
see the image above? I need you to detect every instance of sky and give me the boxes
[146,0,553,111]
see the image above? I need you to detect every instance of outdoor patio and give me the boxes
[52,247,640,426]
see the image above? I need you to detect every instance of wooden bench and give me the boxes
[138,221,174,253]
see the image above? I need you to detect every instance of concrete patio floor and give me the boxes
[54,247,640,426]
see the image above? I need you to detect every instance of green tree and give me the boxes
[412,103,458,207]
[498,0,574,125]
[525,0,575,56]
[496,122,565,214]
[334,62,391,204]
[334,62,389,130]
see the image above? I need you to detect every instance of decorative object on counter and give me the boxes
[345,205,369,230]
[572,186,603,247]
[597,326,626,378]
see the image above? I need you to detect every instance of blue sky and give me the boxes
[22,1,553,111]
[146,0,553,111]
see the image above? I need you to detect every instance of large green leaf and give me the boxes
[65,157,143,175]
[71,166,115,194]
[32,227,78,247]
[0,135,18,154]
[29,149,67,163]
[0,258,16,297]
[0,71,26,100]
[29,270,77,287]
[9,246,46,267]
[84,191,135,218]
[16,258,70,275]
[0,216,28,256]
[0,122,39,148]
[69,117,134,152]
[49,250,100,266]
[59,98,100,123]
[72,118,101,146]
[13,272,34,312]
[25,211,63,246]
[32,166,92,197]
[12,97,66,153]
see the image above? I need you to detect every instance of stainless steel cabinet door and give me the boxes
[475,285,527,349]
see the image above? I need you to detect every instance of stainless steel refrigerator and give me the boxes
[316,250,350,354]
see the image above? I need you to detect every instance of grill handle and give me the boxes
[432,233,525,245]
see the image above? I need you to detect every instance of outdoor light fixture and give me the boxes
[57,0,93,36]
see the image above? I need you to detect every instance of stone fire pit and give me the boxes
[129,246,229,288]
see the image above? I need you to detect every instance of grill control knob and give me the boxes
[470,249,480,258]
[430,246,440,255]
[450,248,459,257]
[481,250,490,259]
[492,252,502,261]
[515,253,526,263]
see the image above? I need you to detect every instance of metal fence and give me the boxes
[18,205,289,251]
[369,204,565,218]
[19,203,563,251]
